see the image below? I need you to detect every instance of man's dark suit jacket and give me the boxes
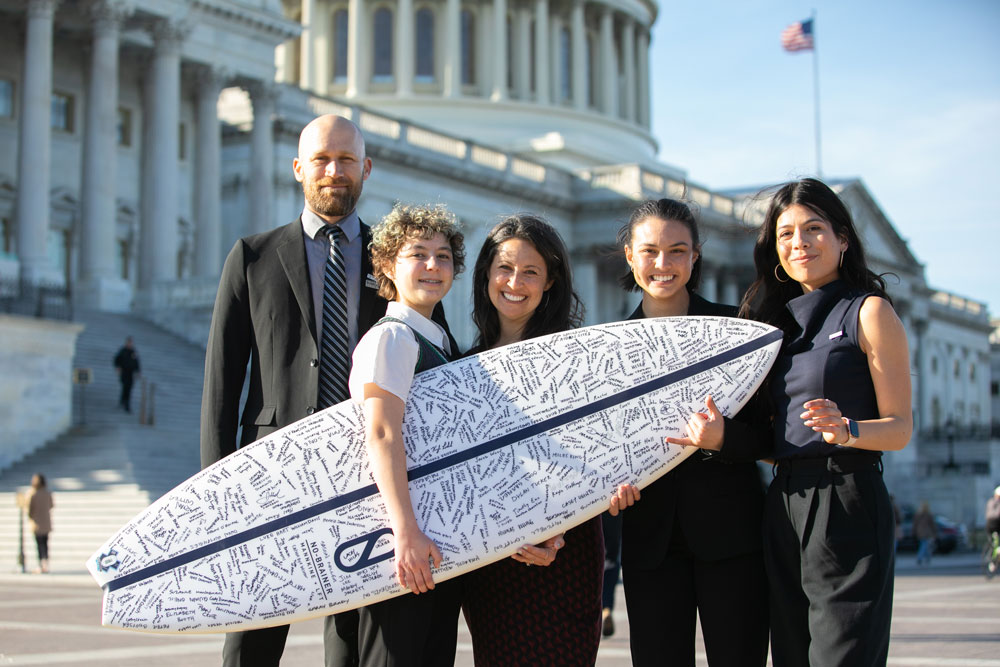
[620,292,767,569]
[200,218,456,468]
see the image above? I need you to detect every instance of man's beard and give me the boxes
[303,177,361,218]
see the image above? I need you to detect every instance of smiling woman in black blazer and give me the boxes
[608,199,769,667]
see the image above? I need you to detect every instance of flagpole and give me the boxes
[812,10,822,178]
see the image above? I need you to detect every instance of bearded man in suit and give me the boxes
[200,115,455,667]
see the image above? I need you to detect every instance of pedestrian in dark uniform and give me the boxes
[675,178,912,666]
[113,336,140,412]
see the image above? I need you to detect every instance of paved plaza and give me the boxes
[0,552,997,666]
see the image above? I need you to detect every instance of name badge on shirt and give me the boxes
[365,273,378,290]
[829,329,845,340]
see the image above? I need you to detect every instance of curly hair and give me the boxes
[369,202,466,301]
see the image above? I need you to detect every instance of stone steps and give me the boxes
[0,310,206,574]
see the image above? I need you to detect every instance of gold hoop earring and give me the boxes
[774,264,790,283]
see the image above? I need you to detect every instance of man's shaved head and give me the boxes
[297,115,366,162]
[293,115,372,222]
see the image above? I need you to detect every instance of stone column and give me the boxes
[194,68,226,278]
[533,0,549,103]
[346,0,366,96]
[139,21,185,288]
[248,82,277,236]
[621,17,636,122]
[396,0,413,96]
[15,0,59,285]
[550,15,561,102]
[490,0,508,101]
[78,1,131,309]
[636,27,650,128]
[513,5,531,100]
[722,277,740,307]
[274,41,293,84]
[598,6,616,116]
[315,0,333,94]
[299,0,316,91]
[573,254,598,326]
[570,0,586,110]
[443,0,461,97]
[700,265,718,303]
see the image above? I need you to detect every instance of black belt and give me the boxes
[775,452,882,475]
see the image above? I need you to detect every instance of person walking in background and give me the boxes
[200,114,456,667]
[986,486,1000,538]
[607,199,769,667]
[985,486,1000,574]
[26,473,53,574]
[600,512,622,637]
[891,495,903,555]
[462,215,604,665]
[913,502,937,566]
[112,336,140,412]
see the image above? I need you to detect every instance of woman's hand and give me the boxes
[608,484,640,517]
[801,398,848,444]
[666,395,724,451]
[393,525,442,593]
[511,533,565,566]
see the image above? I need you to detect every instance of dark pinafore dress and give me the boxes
[764,280,895,667]
[356,317,465,667]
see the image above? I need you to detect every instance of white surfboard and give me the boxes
[87,316,781,633]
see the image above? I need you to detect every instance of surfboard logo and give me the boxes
[333,528,395,573]
[96,549,121,573]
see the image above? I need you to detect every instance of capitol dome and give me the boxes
[276,0,658,170]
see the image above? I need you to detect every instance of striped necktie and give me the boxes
[319,225,350,408]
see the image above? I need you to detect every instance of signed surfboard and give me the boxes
[87,316,781,633]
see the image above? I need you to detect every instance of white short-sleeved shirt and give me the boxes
[348,301,451,403]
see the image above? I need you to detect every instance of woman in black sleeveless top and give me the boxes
[678,179,912,666]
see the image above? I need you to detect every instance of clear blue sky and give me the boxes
[649,0,1000,316]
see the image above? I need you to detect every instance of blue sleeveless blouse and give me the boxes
[769,280,880,460]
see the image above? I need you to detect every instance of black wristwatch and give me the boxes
[841,417,859,446]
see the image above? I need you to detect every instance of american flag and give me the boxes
[781,19,814,52]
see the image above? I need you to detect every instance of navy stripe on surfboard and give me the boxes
[104,329,781,593]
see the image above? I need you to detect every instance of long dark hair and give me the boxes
[472,214,584,349]
[616,198,703,292]
[740,178,889,330]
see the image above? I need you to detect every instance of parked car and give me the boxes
[897,508,968,554]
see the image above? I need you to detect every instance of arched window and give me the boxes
[506,16,514,90]
[559,26,571,102]
[586,32,596,107]
[415,7,435,81]
[333,8,348,82]
[373,7,394,81]
[461,9,476,85]
[529,20,536,92]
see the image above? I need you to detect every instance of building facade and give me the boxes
[0,0,996,528]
